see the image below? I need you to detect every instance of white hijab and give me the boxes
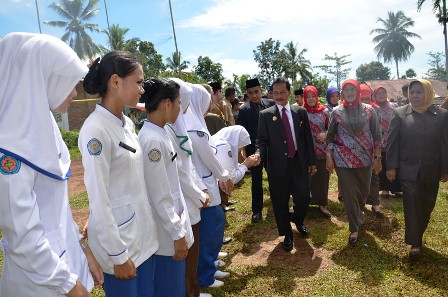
[184,84,212,137]
[0,32,88,179]
[166,78,194,155]
[212,125,251,162]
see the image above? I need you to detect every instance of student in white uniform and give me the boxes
[184,84,234,289]
[138,78,194,297]
[0,32,103,297]
[212,126,259,184]
[79,51,159,297]
[165,79,212,297]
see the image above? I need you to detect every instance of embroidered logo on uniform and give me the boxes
[87,138,102,156]
[197,131,205,138]
[272,116,277,121]
[228,150,233,158]
[148,149,161,162]
[0,155,21,175]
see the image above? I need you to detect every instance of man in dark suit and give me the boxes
[256,77,317,251]
[237,78,275,223]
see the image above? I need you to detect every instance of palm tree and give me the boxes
[417,0,448,82]
[370,11,421,78]
[44,0,102,60]
[283,41,312,85]
[104,24,130,51]
[166,51,189,75]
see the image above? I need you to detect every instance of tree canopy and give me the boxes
[356,61,391,82]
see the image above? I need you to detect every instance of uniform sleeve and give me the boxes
[177,162,206,208]
[216,143,246,184]
[190,133,229,181]
[141,139,185,241]
[79,126,128,265]
[0,164,77,295]
[386,110,400,170]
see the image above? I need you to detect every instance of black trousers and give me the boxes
[401,179,439,247]
[267,154,310,237]
[251,163,264,214]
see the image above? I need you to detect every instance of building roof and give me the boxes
[365,78,448,105]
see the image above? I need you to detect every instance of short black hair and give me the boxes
[225,87,236,98]
[140,78,180,112]
[272,77,291,91]
[84,51,141,97]
[402,83,409,93]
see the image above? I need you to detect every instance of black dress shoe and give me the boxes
[371,206,384,218]
[348,236,358,245]
[223,206,235,212]
[227,200,237,205]
[318,207,332,218]
[283,235,293,252]
[222,236,232,244]
[251,212,261,223]
[297,225,310,236]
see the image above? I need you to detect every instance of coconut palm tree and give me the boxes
[283,41,312,85]
[44,0,102,60]
[104,24,130,51]
[370,11,421,78]
[417,0,448,81]
[166,51,189,75]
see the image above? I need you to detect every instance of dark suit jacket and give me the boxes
[386,104,448,182]
[256,104,317,176]
[236,98,274,155]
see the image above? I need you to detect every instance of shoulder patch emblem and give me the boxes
[228,150,233,158]
[148,148,161,162]
[197,131,205,138]
[87,138,102,156]
[0,155,21,175]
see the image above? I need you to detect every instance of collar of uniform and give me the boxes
[95,103,125,127]
[144,119,167,134]
[276,102,291,114]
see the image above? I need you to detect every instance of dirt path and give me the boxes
[68,159,86,197]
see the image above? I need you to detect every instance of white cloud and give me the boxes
[219,58,259,79]
[179,0,440,79]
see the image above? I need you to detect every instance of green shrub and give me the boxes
[61,130,79,149]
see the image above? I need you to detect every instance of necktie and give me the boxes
[282,107,295,157]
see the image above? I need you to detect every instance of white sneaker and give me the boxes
[199,293,212,297]
[217,251,228,259]
[214,270,230,278]
[214,259,226,267]
[207,279,224,288]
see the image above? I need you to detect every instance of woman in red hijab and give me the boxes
[303,86,331,217]
[326,79,382,244]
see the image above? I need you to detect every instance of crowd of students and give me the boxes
[1,32,447,297]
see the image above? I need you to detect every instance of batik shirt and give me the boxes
[307,108,330,158]
[326,104,382,168]
[377,101,398,150]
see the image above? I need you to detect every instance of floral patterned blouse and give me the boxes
[326,103,382,168]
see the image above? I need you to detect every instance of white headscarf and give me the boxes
[166,78,194,155]
[212,125,251,163]
[184,84,212,137]
[0,32,88,179]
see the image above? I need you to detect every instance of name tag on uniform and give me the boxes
[119,142,136,153]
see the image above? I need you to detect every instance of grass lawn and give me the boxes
[1,173,448,296]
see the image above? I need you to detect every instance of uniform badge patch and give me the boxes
[0,155,21,175]
[87,138,102,156]
[197,131,205,138]
[228,150,233,158]
[148,149,161,162]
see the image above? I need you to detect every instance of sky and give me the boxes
[0,0,445,85]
